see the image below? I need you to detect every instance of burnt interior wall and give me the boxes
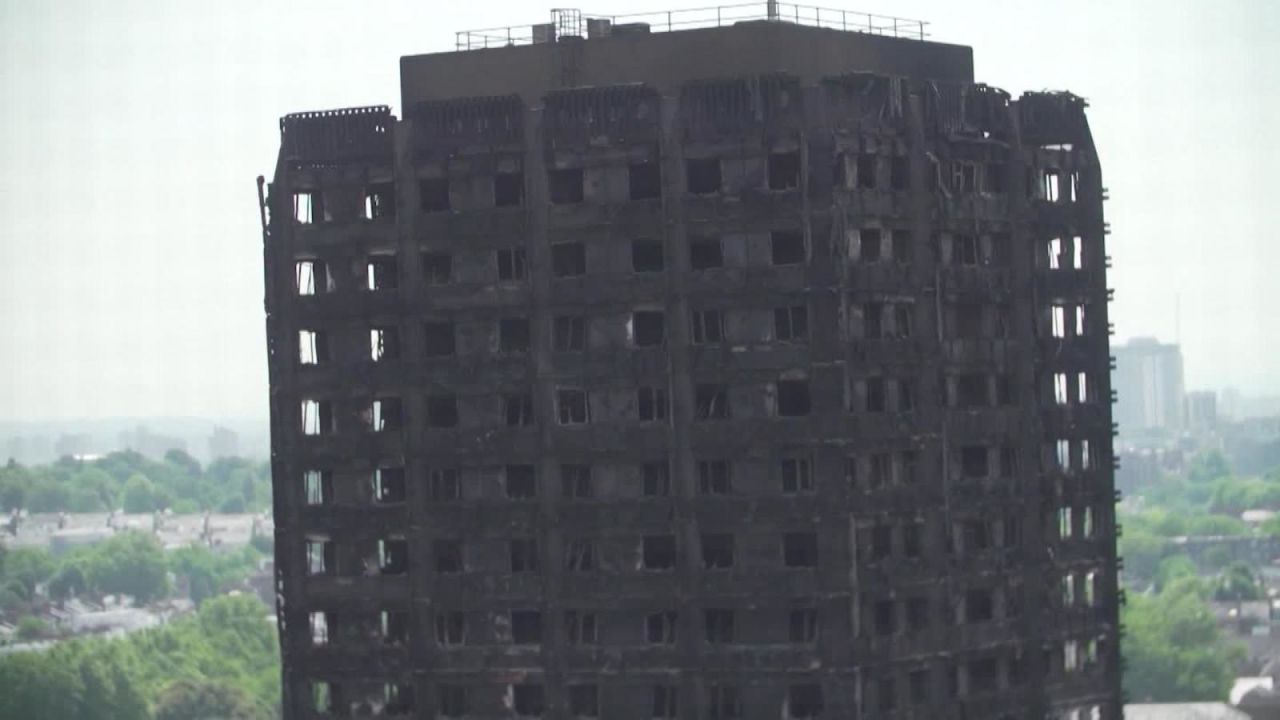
[264,51,1117,720]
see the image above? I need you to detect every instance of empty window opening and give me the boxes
[776,379,812,417]
[568,685,599,718]
[769,151,801,190]
[631,310,666,347]
[986,163,1007,193]
[691,309,724,344]
[892,229,912,263]
[904,521,923,558]
[1075,305,1087,336]
[298,329,328,366]
[709,686,742,720]
[632,239,665,272]
[1043,170,1060,202]
[788,684,823,719]
[1048,237,1063,269]
[497,247,528,281]
[695,383,729,420]
[956,374,988,408]
[890,156,909,191]
[295,259,333,295]
[629,162,661,200]
[784,532,818,567]
[293,190,323,224]
[646,611,677,644]
[873,599,896,636]
[499,317,531,353]
[865,453,891,490]
[425,394,459,428]
[549,167,584,204]
[306,537,333,575]
[509,538,540,573]
[771,231,806,265]
[964,589,994,623]
[702,533,735,569]
[434,539,463,573]
[1073,236,1085,268]
[564,539,595,572]
[689,236,724,270]
[969,658,998,694]
[1081,439,1094,470]
[686,157,722,194]
[638,386,669,422]
[857,154,877,189]
[951,161,978,193]
[961,446,989,478]
[377,539,408,575]
[552,242,587,277]
[557,388,590,424]
[311,682,334,713]
[421,252,452,285]
[1053,372,1069,405]
[304,470,331,506]
[903,597,929,632]
[1059,506,1074,539]
[864,377,886,412]
[652,686,679,719]
[643,462,671,496]
[560,464,593,499]
[1062,573,1077,606]
[438,685,467,717]
[512,684,546,717]
[642,535,677,570]
[367,255,398,291]
[511,610,543,645]
[553,315,586,351]
[1070,171,1080,202]
[423,320,456,357]
[1050,305,1068,338]
[698,459,731,494]
[309,611,331,646]
[953,234,979,266]
[781,456,814,494]
[864,302,885,339]
[504,392,535,427]
[789,608,818,643]
[1055,438,1072,471]
[705,608,736,643]
[1083,507,1095,538]
[494,171,524,207]
[419,178,449,212]
[775,305,808,342]
[374,467,406,504]
[369,326,400,362]
[301,399,333,436]
[430,468,460,501]
[364,182,396,219]
[891,303,913,338]
[1085,571,1098,606]
[962,519,992,554]
[505,465,537,499]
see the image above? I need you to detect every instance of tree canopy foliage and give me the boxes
[0,451,270,515]
[0,595,279,719]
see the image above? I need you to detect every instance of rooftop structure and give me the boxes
[262,5,1121,718]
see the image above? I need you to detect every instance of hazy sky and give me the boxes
[0,0,1276,421]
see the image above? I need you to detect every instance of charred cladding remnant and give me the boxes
[260,6,1120,719]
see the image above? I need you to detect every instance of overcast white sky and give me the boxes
[0,0,1275,421]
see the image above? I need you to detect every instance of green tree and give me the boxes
[154,679,267,720]
[85,532,169,603]
[1154,554,1197,592]
[15,616,50,641]
[3,547,55,597]
[1190,451,1232,485]
[1214,562,1264,602]
[25,482,70,512]
[164,449,202,479]
[0,650,85,719]
[122,474,158,513]
[1120,531,1166,582]
[48,563,88,602]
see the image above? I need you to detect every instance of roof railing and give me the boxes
[455,3,929,51]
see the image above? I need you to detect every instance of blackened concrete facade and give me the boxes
[263,16,1120,720]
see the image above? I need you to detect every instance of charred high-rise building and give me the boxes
[261,6,1120,719]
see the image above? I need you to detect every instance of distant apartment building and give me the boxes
[1113,337,1185,437]
[1186,391,1219,434]
[208,426,241,459]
